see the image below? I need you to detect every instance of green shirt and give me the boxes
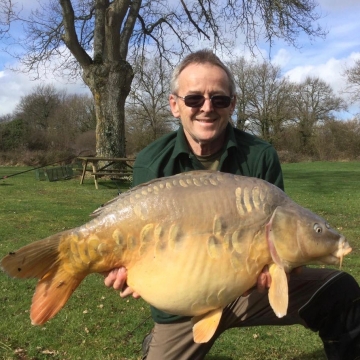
[132,122,284,323]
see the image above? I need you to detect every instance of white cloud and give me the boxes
[283,52,360,92]
[271,48,291,68]
[0,64,90,116]
[0,43,91,116]
[285,58,341,85]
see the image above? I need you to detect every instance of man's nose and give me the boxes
[200,97,214,111]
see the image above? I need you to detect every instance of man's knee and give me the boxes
[299,272,360,360]
[299,272,360,332]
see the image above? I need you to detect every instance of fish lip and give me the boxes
[328,236,352,267]
[333,236,352,258]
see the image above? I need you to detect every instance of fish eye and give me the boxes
[313,223,322,233]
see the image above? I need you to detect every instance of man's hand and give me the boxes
[242,265,304,297]
[103,267,141,299]
[256,265,272,293]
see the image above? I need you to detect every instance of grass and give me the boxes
[0,162,359,360]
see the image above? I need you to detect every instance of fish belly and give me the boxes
[126,233,262,316]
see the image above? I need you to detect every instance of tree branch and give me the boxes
[104,0,131,61]
[120,0,141,59]
[60,0,92,67]
[93,0,106,58]
[180,0,210,40]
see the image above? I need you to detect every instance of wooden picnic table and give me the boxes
[77,156,135,189]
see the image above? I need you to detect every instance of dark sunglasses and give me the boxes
[175,94,233,108]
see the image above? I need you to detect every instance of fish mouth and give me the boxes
[332,236,352,268]
[313,237,352,267]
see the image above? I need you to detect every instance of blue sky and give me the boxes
[1,0,360,118]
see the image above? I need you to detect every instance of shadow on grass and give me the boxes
[206,357,232,360]
[292,349,326,360]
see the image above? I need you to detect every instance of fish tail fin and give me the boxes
[31,266,85,325]
[1,231,84,324]
[1,234,64,279]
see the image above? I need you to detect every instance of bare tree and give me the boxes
[0,113,13,123]
[230,57,293,143]
[15,84,65,131]
[62,94,96,133]
[228,57,253,131]
[2,0,326,157]
[247,62,293,142]
[343,59,360,104]
[0,0,14,38]
[314,119,360,160]
[290,76,346,152]
[127,56,174,141]
[11,85,95,152]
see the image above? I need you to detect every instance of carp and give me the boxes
[1,171,352,343]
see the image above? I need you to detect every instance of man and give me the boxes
[105,50,360,359]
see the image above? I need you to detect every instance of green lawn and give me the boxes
[0,162,359,360]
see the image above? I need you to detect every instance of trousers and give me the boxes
[144,268,360,360]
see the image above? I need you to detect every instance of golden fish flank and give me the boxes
[213,215,226,237]
[207,235,223,259]
[0,170,352,344]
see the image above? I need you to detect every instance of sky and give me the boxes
[0,0,360,119]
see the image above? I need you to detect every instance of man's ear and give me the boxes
[169,94,180,118]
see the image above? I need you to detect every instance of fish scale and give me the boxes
[0,170,352,344]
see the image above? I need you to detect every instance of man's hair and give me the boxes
[170,49,236,96]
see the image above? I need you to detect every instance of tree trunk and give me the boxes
[83,60,134,157]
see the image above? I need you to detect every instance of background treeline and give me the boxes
[1,56,360,166]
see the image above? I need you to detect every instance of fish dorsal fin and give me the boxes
[268,263,288,318]
[191,308,223,343]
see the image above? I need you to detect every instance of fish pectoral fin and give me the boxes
[268,263,288,318]
[191,308,223,344]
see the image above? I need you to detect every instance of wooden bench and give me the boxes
[78,156,135,189]
[90,172,133,177]
[91,171,133,189]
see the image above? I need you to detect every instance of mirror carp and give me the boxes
[1,171,352,343]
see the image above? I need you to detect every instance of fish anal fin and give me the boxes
[268,263,288,318]
[31,265,84,325]
[191,308,223,343]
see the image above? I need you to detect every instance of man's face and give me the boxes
[169,62,236,154]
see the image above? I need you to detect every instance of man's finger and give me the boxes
[257,272,267,293]
[103,268,118,287]
[113,267,127,290]
[120,287,140,298]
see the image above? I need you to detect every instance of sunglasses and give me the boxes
[175,94,234,108]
